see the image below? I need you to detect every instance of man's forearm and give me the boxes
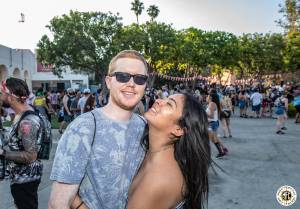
[4,149,37,164]
[48,182,79,209]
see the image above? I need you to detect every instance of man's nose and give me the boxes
[126,77,135,86]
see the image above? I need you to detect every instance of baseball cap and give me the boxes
[67,88,74,93]
[83,88,91,94]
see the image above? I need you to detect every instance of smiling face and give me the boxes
[145,94,185,137]
[105,57,147,111]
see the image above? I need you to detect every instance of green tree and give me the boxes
[277,0,300,33]
[175,28,207,79]
[147,5,160,22]
[131,0,144,25]
[285,31,300,70]
[37,10,122,83]
[202,31,239,82]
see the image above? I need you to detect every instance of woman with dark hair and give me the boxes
[126,93,211,209]
[206,92,228,158]
[72,93,211,209]
[83,95,96,113]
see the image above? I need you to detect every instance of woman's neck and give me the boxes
[148,126,173,153]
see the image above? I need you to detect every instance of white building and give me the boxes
[0,44,89,92]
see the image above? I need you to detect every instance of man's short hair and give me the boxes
[5,77,30,101]
[108,50,148,75]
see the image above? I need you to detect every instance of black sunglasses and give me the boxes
[109,72,148,85]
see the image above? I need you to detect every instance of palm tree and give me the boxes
[131,0,144,25]
[147,5,160,22]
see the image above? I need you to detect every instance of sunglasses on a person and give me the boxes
[109,72,148,85]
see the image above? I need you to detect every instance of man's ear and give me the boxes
[105,76,111,90]
[171,125,185,137]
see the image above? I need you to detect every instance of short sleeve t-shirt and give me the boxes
[250,92,262,106]
[50,108,146,209]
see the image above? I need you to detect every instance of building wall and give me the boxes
[0,44,34,90]
[0,44,89,92]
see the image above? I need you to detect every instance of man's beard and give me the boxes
[2,101,11,108]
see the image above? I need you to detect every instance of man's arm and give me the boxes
[4,118,39,164]
[48,182,79,209]
[63,95,71,115]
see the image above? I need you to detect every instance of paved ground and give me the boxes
[0,116,299,209]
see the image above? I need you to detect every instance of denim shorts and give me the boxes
[208,121,219,132]
[252,104,261,112]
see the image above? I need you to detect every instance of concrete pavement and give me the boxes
[0,116,299,209]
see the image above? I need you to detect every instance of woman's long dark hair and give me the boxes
[141,93,211,209]
[209,92,221,119]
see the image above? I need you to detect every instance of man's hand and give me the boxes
[0,149,4,156]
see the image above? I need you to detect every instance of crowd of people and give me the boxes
[0,49,299,209]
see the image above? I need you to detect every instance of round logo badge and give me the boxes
[276,185,297,206]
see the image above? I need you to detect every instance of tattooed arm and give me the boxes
[4,116,40,164]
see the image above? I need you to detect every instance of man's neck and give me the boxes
[102,102,133,122]
[12,103,33,116]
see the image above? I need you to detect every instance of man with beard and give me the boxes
[48,50,148,209]
[0,78,43,209]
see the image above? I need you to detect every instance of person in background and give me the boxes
[220,92,233,138]
[0,78,43,209]
[206,91,228,158]
[293,85,300,123]
[50,90,59,113]
[33,88,49,118]
[83,94,96,113]
[274,92,288,134]
[250,88,262,118]
[70,90,82,118]
[58,88,75,134]
[78,89,90,114]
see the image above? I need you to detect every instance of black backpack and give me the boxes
[16,109,52,160]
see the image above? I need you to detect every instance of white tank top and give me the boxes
[206,102,218,122]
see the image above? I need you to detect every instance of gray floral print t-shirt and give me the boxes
[50,108,146,209]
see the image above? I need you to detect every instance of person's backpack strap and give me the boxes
[77,111,106,206]
[136,114,147,125]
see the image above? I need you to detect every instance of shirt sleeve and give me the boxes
[50,113,95,184]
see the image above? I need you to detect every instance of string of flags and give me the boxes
[149,72,212,82]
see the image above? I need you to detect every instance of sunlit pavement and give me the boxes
[1,116,299,209]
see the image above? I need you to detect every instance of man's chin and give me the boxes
[118,100,139,111]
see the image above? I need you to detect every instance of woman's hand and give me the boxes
[70,195,89,209]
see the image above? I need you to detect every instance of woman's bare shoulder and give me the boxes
[127,163,184,209]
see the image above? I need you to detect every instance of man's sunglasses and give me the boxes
[109,72,148,85]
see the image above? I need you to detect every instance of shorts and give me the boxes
[275,107,285,116]
[208,121,219,132]
[11,180,40,209]
[239,101,246,109]
[295,105,300,113]
[63,114,73,122]
[252,104,261,112]
[220,110,231,119]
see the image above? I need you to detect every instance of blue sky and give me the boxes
[0,0,284,51]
